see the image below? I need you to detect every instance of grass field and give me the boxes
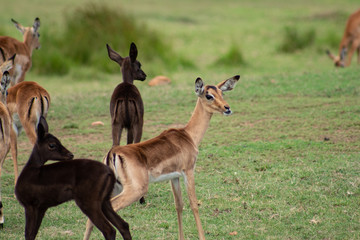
[1,0,359,239]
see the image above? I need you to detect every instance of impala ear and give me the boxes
[217,75,240,92]
[0,71,11,94]
[33,17,40,32]
[129,42,138,63]
[37,116,49,140]
[11,18,25,34]
[106,44,123,66]
[195,77,204,96]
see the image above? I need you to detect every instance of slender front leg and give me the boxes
[185,169,205,240]
[171,178,184,240]
[10,127,18,183]
[24,207,46,240]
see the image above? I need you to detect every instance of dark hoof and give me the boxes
[139,197,146,204]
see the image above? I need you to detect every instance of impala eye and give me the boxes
[48,143,56,150]
[205,94,214,100]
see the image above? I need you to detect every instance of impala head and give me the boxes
[326,47,346,68]
[106,42,147,82]
[0,54,15,99]
[12,17,41,51]
[195,75,240,116]
[36,117,74,162]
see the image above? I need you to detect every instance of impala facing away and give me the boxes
[326,9,360,67]
[0,17,40,85]
[6,80,50,145]
[0,56,18,228]
[83,75,240,240]
[107,42,147,204]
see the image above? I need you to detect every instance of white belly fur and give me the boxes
[149,171,184,183]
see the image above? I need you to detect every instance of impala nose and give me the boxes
[224,106,232,115]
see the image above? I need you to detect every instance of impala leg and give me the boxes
[133,123,146,204]
[24,207,46,240]
[185,169,205,240]
[102,200,132,240]
[84,186,145,240]
[345,40,359,66]
[78,200,117,240]
[0,199,3,229]
[22,123,37,145]
[127,129,134,145]
[111,123,123,146]
[10,127,18,183]
[171,177,185,240]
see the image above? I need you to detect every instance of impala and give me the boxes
[15,117,131,240]
[107,42,147,204]
[0,17,40,85]
[326,9,360,67]
[0,56,18,228]
[6,80,50,145]
[83,75,240,240]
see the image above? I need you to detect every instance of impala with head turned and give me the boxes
[0,17,40,85]
[15,117,131,240]
[326,9,360,67]
[0,56,19,228]
[83,75,240,240]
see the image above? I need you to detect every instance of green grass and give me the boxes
[1,0,360,239]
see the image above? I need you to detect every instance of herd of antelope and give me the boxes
[0,7,359,240]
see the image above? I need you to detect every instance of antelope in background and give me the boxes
[15,117,132,240]
[0,17,41,86]
[107,42,147,204]
[0,56,18,229]
[6,80,50,146]
[326,9,360,67]
[83,75,240,240]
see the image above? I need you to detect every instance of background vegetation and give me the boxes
[0,0,359,239]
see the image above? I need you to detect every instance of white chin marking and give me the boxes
[223,111,232,116]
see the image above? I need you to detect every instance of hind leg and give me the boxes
[132,123,146,204]
[127,129,134,145]
[111,122,123,146]
[78,201,116,240]
[102,200,132,240]
[83,185,147,240]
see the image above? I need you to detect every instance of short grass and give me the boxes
[1,0,359,239]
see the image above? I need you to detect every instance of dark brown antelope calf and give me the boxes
[107,42,146,204]
[15,117,132,240]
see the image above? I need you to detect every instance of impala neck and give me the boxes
[121,62,134,84]
[185,98,213,147]
[25,147,46,168]
[24,33,34,56]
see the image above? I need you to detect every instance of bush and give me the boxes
[212,44,246,67]
[61,3,193,74]
[32,28,71,75]
[32,3,194,76]
[278,26,316,53]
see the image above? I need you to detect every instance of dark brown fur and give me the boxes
[15,117,132,240]
[107,42,146,204]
